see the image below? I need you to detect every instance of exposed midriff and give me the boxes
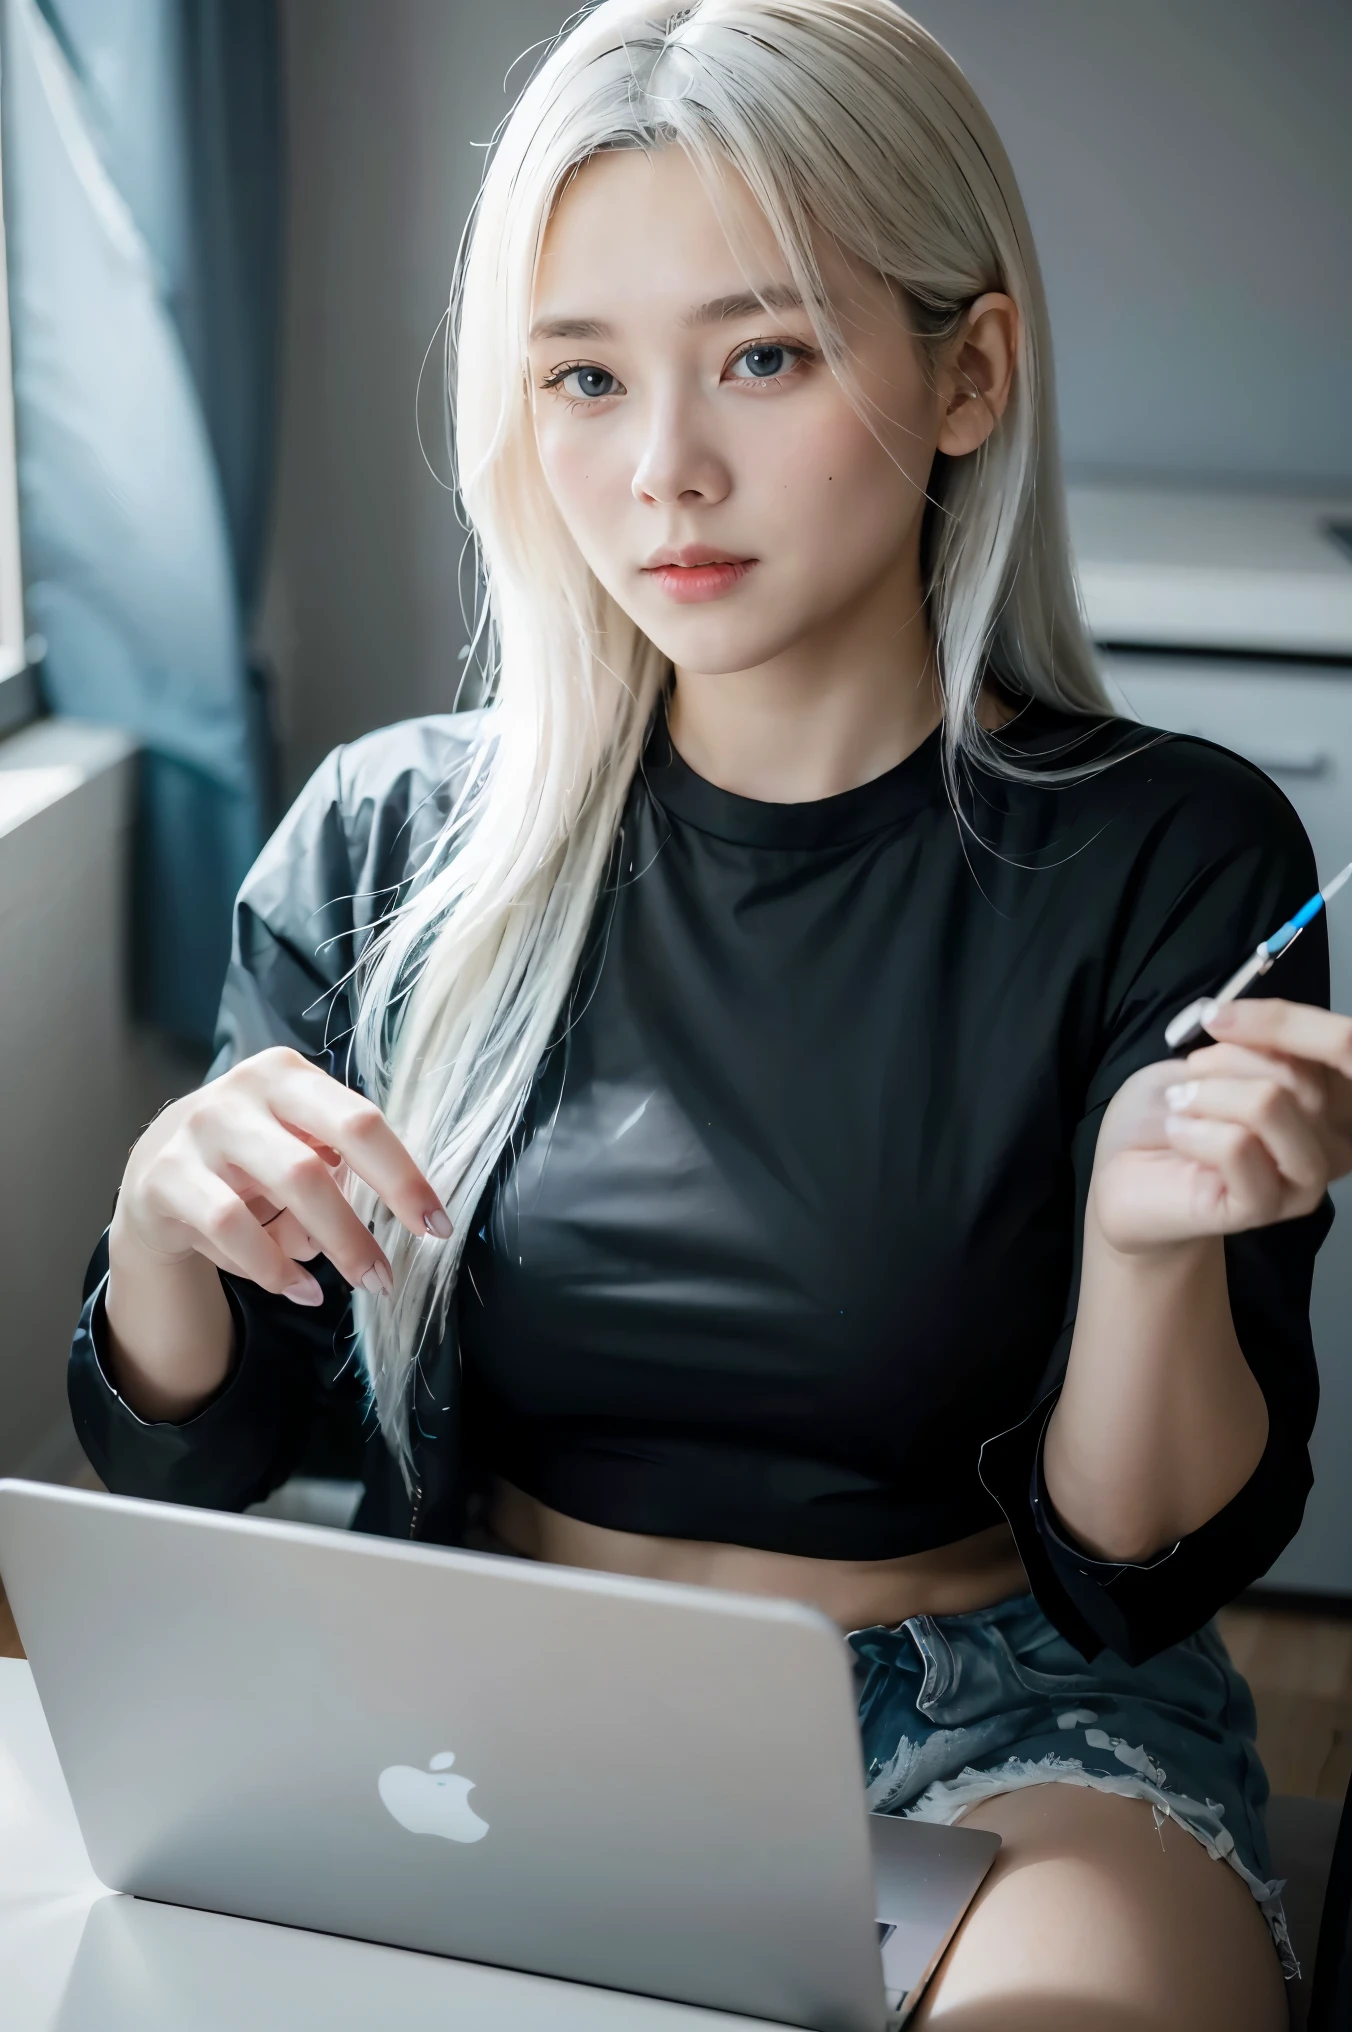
[487,1478,1028,1631]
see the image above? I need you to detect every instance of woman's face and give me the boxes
[527,145,1005,679]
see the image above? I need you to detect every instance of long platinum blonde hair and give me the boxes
[349,0,1112,1482]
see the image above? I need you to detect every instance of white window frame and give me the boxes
[0,117,32,739]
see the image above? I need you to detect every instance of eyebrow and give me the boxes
[528,282,806,343]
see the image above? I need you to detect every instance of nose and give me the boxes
[631,389,732,509]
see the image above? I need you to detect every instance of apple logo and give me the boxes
[377,1751,490,1843]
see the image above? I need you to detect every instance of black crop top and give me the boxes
[68,699,1332,1664]
[456,707,1328,1559]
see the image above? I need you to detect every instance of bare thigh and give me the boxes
[909,1783,1287,2032]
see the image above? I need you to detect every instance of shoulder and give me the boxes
[332,708,495,801]
[1108,722,1308,850]
[234,707,495,944]
[216,711,497,1076]
[331,709,495,848]
[1122,731,1313,900]
[992,704,1315,884]
[276,709,496,899]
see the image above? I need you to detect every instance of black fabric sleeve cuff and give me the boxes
[980,1391,1313,1666]
[68,1261,312,1513]
[979,1395,1104,1662]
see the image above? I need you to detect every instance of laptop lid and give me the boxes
[0,1479,889,2030]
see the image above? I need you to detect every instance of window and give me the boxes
[0,122,32,740]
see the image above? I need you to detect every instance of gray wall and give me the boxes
[918,0,1352,488]
[260,0,573,791]
[0,728,205,1480]
[259,0,1352,784]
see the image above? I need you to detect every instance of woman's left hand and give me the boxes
[1089,998,1352,1252]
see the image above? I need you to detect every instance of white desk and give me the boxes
[0,1658,774,2030]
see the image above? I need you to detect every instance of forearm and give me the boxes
[1043,1215,1269,1563]
[105,1208,236,1422]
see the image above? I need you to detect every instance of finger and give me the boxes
[1164,1075,1329,1191]
[254,1204,323,1263]
[1161,1113,1294,1227]
[1181,1041,1326,1113]
[1205,998,1352,1077]
[148,1159,326,1305]
[256,1055,452,1240]
[1093,1144,1229,1245]
[290,1132,344,1168]
[207,1112,396,1294]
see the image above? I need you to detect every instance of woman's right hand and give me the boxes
[115,1046,450,1304]
[104,1048,450,1419]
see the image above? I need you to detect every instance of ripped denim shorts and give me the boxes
[849,1590,1293,1979]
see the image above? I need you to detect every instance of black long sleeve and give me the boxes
[978,765,1330,1659]
[68,714,488,1530]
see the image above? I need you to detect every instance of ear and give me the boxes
[934,293,1020,458]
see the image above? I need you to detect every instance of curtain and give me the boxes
[3,0,282,1041]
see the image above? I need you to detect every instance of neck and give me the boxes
[665,549,941,803]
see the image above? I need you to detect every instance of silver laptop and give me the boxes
[0,1479,997,2029]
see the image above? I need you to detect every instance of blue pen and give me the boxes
[1165,860,1352,1052]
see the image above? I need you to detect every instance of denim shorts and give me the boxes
[849,1591,1294,1979]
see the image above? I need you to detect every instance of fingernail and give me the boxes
[285,1274,324,1307]
[424,1208,453,1240]
[1164,1080,1199,1111]
[361,1263,394,1297]
[1199,999,1227,1030]
[1164,1114,1188,1137]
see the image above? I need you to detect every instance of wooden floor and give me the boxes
[0,1581,18,1664]
[1217,1601,1352,1803]
[0,1569,1346,1803]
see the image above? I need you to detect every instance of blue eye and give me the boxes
[557,366,618,400]
[732,344,792,380]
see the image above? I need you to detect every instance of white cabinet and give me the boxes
[1101,652,1352,1595]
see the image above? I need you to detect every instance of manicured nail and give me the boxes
[361,1262,394,1297]
[1164,1081,1199,1111]
[1199,999,1227,1030]
[285,1274,324,1307]
[424,1208,453,1239]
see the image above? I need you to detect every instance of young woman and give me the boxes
[70,4,1352,2023]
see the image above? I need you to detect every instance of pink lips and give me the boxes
[641,556,757,604]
